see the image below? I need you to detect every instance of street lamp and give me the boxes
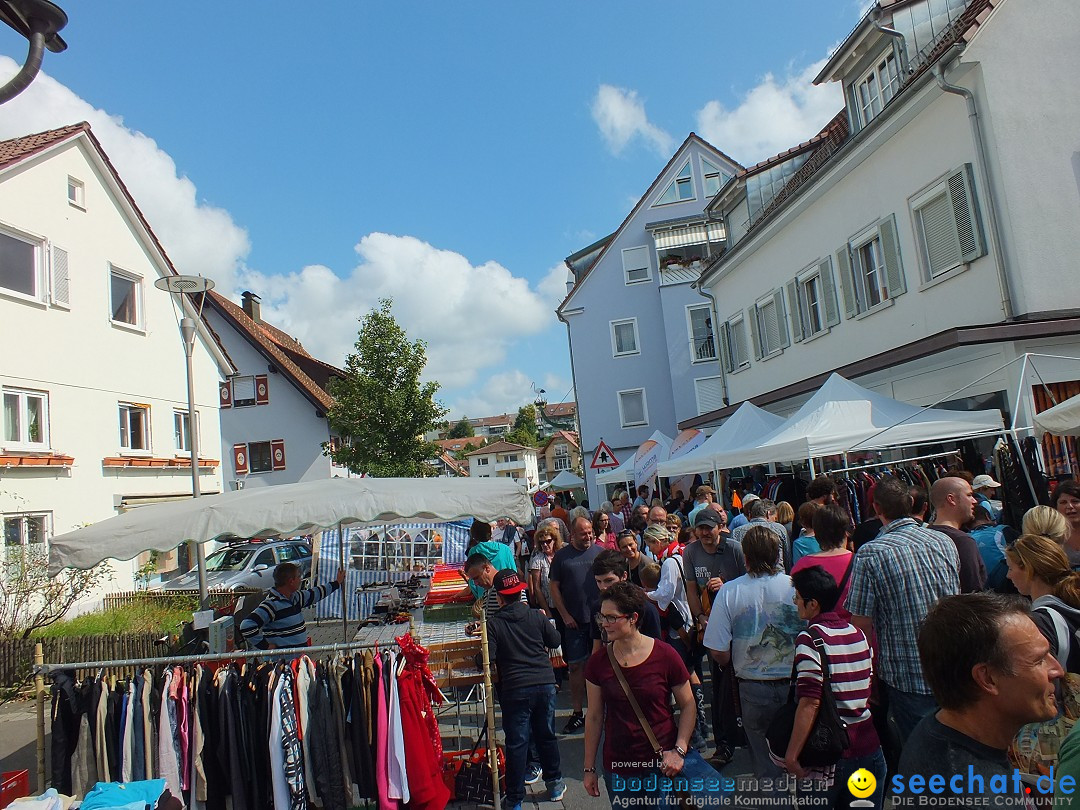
[0,0,68,105]
[154,274,214,608]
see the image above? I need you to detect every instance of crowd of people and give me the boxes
[458,474,1080,809]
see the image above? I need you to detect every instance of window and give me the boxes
[702,158,728,198]
[622,246,651,284]
[837,215,906,317]
[4,513,49,555]
[719,316,750,373]
[232,376,257,407]
[655,162,695,205]
[109,268,141,327]
[687,305,716,362]
[3,388,49,448]
[854,52,900,126]
[67,177,85,209]
[610,318,640,357]
[787,259,841,341]
[476,457,489,466]
[749,291,790,359]
[694,377,725,415]
[502,454,519,463]
[553,456,572,471]
[248,441,273,473]
[253,548,276,569]
[119,404,149,451]
[911,164,985,281]
[276,544,311,564]
[652,222,725,274]
[173,409,199,453]
[0,227,42,300]
[618,389,648,428]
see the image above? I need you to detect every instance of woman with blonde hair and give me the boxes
[1023,504,1077,567]
[1005,533,1080,671]
[529,518,566,617]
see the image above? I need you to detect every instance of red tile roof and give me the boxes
[542,430,580,453]
[465,440,534,457]
[435,436,486,453]
[544,402,577,418]
[439,453,469,476]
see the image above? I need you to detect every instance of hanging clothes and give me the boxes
[49,670,81,795]
[158,668,182,798]
[395,634,449,810]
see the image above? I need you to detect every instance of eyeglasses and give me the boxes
[539,539,554,545]
[595,613,629,626]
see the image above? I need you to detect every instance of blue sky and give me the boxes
[0,1,863,418]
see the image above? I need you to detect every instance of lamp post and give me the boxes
[0,0,68,105]
[155,275,215,608]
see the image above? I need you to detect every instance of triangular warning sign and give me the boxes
[590,440,620,470]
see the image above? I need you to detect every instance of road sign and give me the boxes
[532,490,550,507]
[590,440,620,470]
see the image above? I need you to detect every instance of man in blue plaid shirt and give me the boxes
[846,475,960,748]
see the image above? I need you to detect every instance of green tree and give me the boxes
[326,299,447,476]
[505,404,539,447]
[447,417,475,439]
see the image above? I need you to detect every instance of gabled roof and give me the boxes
[558,133,744,313]
[544,401,577,418]
[207,291,337,411]
[465,440,535,457]
[435,436,486,453]
[542,430,580,454]
[438,453,469,476]
[0,123,234,376]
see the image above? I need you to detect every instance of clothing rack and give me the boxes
[823,449,961,476]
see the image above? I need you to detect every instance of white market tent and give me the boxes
[705,373,1005,470]
[657,402,787,479]
[49,477,533,575]
[1034,392,1080,436]
[595,456,634,486]
[548,470,585,490]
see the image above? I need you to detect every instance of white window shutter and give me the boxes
[51,245,70,306]
[919,191,962,277]
[819,259,840,327]
[880,215,906,298]
[748,308,762,360]
[734,321,749,367]
[719,322,733,373]
[950,164,985,262]
[694,377,725,415]
[785,279,803,342]
[773,289,790,349]
[836,247,857,318]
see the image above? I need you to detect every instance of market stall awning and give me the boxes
[595,456,634,486]
[49,477,532,574]
[706,373,1005,469]
[658,402,786,479]
[548,470,585,490]
[1034,392,1080,436]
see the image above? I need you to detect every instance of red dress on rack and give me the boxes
[395,634,449,810]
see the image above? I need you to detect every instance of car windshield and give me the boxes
[205,548,253,572]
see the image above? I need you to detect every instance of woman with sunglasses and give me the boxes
[583,581,717,806]
[529,518,566,617]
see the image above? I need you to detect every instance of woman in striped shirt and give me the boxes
[785,565,885,809]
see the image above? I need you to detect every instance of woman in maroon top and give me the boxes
[583,581,696,804]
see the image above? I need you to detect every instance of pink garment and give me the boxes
[169,666,190,791]
[374,653,398,810]
[790,551,854,621]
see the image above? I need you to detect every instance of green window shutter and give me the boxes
[819,259,840,327]
[748,308,762,360]
[773,289,790,348]
[786,279,803,342]
[880,214,906,299]
[950,164,985,262]
[719,322,733,373]
[836,247,857,318]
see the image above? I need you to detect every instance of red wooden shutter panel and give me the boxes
[271,439,286,470]
[219,380,233,408]
[255,374,269,405]
[232,443,249,474]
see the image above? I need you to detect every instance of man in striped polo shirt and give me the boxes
[240,562,345,649]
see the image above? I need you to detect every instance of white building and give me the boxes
[465,440,539,488]
[0,123,234,597]
[687,0,1080,445]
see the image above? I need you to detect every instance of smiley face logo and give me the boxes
[848,768,877,799]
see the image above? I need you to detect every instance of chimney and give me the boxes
[241,291,261,322]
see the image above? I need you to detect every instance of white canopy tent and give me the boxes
[705,373,1005,470]
[657,402,787,479]
[49,477,533,575]
[1034,392,1080,437]
[595,456,634,486]
[548,470,585,490]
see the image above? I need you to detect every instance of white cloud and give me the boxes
[0,58,251,292]
[239,233,557,390]
[695,59,843,166]
[538,261,571,306]
[592,84,674,157]
[446,371,574,422]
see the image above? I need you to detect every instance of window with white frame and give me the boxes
[476,457,489,466]
[232,375,257,407]
[749,291,789,359]
[610,318,640,357]
[3,388,49,449]
[0,227,42,300]
[720,315,750,373]
[655,161,694,205]
[787,259,840,342]
[3,512,49,555]
[622,246,652,284]
[854,52,900,126]
[702,158,728,198]
[618,389,648,428]
[173,409,199,453]
[248,440,272,473]
[501,453,519,463]
[836,215,906,318]
[67,177,85,209]
[910,164,985,281]
[119,403,149,451]
[687,304,716,362]
[109,268,141,327]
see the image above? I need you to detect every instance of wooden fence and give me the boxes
[0,633,163,688]
[102,589,260,612]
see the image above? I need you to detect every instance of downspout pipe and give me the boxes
[0,26,44,105]
[934,60,1015,322]
[872,11,909,74]
[696,283,730,407]
[557,299,587,497]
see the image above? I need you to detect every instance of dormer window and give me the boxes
[854,52,900,126]
[655,162,694,206]
[702,159,728,198]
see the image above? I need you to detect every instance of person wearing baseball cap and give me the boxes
[687,485,716,526]
[486,568,567,806]
[972,474,1002,521]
